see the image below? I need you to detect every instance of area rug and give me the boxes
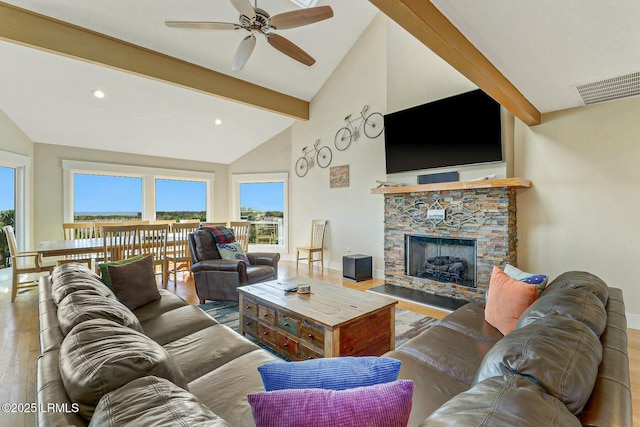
[198,301,438,353]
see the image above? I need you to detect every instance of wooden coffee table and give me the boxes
[238,278,398,360]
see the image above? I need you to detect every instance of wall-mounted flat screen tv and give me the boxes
[384,89,503,174]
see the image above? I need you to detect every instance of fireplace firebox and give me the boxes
[405,235,477,288]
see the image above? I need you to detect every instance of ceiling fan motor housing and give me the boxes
[240,8,273,34]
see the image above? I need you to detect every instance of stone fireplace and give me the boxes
[375,178,530,302]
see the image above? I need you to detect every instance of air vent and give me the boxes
[575,72,640,105]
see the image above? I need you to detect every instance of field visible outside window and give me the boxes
[240,182,284,246]
[156,179,206,221]
[74,174,142,221]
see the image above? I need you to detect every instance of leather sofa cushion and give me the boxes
[437,302,504,344]
[56,289,143,336]
[394,324,495,386]
[192,228,222,261]
[516,287,607,337]
[164,324,259,383]
[59,318,188,421]
[89,376,230,427]
[384,350,469,426]
[139,304,219,346]
[132,289,189,322]
[51,264,115,304]
[474,315,602,415]
[542,271,609,306]
[189,350,279,427]
[422,374,581,427]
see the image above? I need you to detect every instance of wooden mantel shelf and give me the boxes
[371,177,531,195]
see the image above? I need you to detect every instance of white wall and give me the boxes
[515,96,640,325]
[290,14,388,274]
[0,108,33,157]
[386,19,477,114]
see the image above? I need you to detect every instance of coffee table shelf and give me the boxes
[238,278,397,360]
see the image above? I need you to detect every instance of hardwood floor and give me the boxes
[1,262,638,426]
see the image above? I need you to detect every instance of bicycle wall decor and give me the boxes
[334,105,384,151]
[295,139,332,177]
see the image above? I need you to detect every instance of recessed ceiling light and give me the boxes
[92,89,106,99]
[215,118,222,125]
[289,0,318,8]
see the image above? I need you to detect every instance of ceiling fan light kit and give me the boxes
[165,0,333,70]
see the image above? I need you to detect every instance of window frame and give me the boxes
[62,160,214,223]
[231,172,288,254]
[0,150,31,250]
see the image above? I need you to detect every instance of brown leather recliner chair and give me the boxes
[188,228,280,304]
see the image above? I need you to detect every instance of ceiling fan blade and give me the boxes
[165,21,240,30]
[269,6,333,30]
[267,34,315,66]
[232,34,257,70]
[229,0,256,20]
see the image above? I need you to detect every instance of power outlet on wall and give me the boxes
[347,247,351,254]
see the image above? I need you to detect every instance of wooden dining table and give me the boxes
[38,238,106,258]
[37,236,178,258]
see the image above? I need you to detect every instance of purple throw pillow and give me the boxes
[248,380,414,427]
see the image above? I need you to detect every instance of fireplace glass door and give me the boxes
[405,235,477,288]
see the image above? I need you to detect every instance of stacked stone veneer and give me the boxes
[384,187,517,302]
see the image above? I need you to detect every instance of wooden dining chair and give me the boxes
[101,225,140,263]
[166,222,199,286]
[94,220,124,238]
[229,221,251,253]
[3,225,55,302]
[62,222,94,240]
[153,219,177,225]
[123,220,150,226]
[137,224,169,288]
[60,222,95,266]
[296,220,328,273]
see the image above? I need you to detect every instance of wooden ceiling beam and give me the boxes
[369,0,541,126]
[0,2,309,120]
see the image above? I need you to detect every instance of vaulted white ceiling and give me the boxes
[1,0,639,163]
[0,0,379,163]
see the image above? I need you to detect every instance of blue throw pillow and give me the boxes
[257,356,402,391]
[504,263,548,295]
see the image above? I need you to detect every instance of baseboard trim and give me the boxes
[626,313,640,330]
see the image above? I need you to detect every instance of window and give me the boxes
[0,166,15,268]
[232,173,288,252]
[0,150,30,253]
[63,160,214,223]
[74,174,142,221]
[156,179,206,221]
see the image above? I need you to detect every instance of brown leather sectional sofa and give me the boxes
[387,271,632,426]
[36,264,279,426]
[36,265,631,426]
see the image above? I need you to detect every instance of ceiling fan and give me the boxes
[165,0,334,70]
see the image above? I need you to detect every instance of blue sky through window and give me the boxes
[74,174,142,214]
[156,179,206,211]
[0,167,14,211]
[240,182,284,212]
